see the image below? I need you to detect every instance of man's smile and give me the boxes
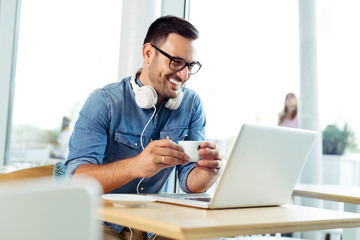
[168,77,182,89]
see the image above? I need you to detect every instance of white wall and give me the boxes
[118,0,186,79]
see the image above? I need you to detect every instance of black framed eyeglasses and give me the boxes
[151,44,202,75]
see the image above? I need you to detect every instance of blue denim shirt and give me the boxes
[64,75,206,234]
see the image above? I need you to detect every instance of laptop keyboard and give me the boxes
[186,197,212,202]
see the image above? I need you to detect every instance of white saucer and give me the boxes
[102,194,156,207]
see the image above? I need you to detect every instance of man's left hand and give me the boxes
[194,142,222,176]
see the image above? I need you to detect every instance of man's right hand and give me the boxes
[74,139,189,193]
[133,139,190,177]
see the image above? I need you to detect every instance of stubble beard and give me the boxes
[148,62,180,100]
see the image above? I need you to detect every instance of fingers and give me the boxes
[198,148,221,160]
[195,141,222,175]
[199,141,218,150]
[159,152,189,165]
[147,139,189,165]
[196,159,222,168]
[154,139,182,151]
[194,159,222,176]
[198,142,221,160]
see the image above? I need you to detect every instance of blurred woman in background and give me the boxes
[278,92,298,128]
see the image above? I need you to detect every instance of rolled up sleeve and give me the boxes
[64,89,111,178]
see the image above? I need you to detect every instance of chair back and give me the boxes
[53,160,66,183]
[0,176,101,240]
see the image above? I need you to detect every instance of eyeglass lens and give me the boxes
[169,59,201,75]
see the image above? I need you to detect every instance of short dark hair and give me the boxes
[143,15,199,46]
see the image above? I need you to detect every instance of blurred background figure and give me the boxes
[50,116,72,159]
[278,93,298,128]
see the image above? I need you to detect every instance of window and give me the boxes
[9,0,122,167]
[317,0,360,153]
[188,0,299,155]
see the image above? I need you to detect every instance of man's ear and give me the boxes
[142,43,154,64]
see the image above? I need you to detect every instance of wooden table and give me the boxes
[293,184,360,240]
[100,201,360,240]
[293,184,360,204]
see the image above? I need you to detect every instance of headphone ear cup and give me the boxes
[165,91,183,110]
[135,86,157,109]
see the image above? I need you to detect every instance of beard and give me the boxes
[148,59,182,99]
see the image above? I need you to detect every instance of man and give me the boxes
[65,15,222,240]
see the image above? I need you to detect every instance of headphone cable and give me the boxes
[140,106,157,150]
[137,106,157,194]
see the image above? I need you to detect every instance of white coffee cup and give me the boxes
[178,141,203,162]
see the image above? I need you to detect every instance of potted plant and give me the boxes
[322,123,357,187]
[322,123,354,155]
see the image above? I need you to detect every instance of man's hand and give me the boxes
[134,139,189,177]
[186,141,223,193]
[195,142,222,175]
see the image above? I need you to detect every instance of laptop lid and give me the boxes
[150,123,317,209]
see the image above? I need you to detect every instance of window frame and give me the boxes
[0,0,21,166]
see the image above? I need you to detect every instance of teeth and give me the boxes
[169,78,181,86]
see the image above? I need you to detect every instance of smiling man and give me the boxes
[65,15,222,240]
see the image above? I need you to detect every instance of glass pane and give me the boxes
[317,0,360,154]
[9,0,122,168]
[188,0,299,156]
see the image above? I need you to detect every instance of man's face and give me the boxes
[147,33,196,100]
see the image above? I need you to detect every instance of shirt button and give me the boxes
[134,143,138,147]
[166,136,170,139]
[140,187,144,191]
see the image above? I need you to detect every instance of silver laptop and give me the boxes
[148,123,317,209]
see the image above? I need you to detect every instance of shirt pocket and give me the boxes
[114,131,142,150]
[160,128,188,143]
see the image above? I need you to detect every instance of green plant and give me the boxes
[322,123,355,155]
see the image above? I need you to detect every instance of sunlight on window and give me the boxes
[188,0,360,154]
[13,0,122,129]
[10,0,122,164]
[188,0,299,154]
[317,0,360,151]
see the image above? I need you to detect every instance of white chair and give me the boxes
[0,176,102,240]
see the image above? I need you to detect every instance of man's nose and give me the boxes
[176,66,190,81]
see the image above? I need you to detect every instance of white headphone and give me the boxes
[130,72,183,110]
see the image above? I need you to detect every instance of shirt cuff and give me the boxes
[64,158,99,179]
